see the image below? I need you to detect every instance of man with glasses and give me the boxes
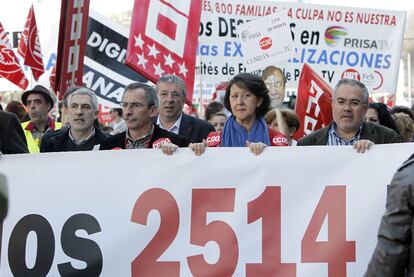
[40,87,107,152]
[155,74,214,143]
[298,78,398,152]
[100,83,187,150]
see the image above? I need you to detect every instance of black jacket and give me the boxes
[99,124,188,150]
[40,127,108,152]
[178,114,215,143]
[365,154,414,276]
[0,111,28,154]
[297,122,399,146]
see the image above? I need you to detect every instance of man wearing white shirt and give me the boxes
[155,74,214,143]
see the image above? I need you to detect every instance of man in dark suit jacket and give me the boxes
[364,153,414,276]
[100,82,187,151]
[0,111,28,154]
[155,74,214,143]
[40,87,108,152]
[298,78,398,151]
[298,121,398,146]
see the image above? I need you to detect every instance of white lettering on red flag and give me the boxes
[53,0,90,99]
[18,5,45,81]
[294,63,333,140]
[126,0,202,105]
[0,21,28,90]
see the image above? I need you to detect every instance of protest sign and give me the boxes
[195,0,406,101]
[237,9,295,72]
[1,144,413,276]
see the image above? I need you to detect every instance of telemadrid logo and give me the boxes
[324,26,347,47]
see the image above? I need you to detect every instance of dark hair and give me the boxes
[205,101,224,121]
[6,101,27,122]
[390,105,414,121]
[368,103,399,134]
[123,83,159,107]
[224,73,270,118]
[265,108,300,131]
[111,108,123,117]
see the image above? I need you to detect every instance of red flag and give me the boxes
[0,21,28,90]
[386,95,395,107]
[125,0,202,105]
[53,0,90,99]
[18,5,45,81]
[294,64,333,141]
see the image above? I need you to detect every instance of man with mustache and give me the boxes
[298,78,398,152]
[21,85,62,153]
[40,87,107,152]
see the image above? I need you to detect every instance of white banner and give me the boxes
[0,144,413,276]
[195,0,406,100]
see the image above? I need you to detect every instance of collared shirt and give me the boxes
[125,124,154,149]
[68,127,96,146]
[327,122,363,146]
[24,118,57,141]
[156,114,182,135]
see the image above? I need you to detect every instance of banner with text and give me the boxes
[195,0,406,101]
[1,144,413,276]
[84,11,148,107]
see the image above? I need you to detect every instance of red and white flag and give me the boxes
[125,0,202,105]
[294,63,333,141]
[18,5,45,81]
[0,21,28,90]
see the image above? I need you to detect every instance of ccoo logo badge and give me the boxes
[259,37,272,50]
[324,26,347,47]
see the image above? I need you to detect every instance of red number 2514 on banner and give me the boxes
[131,186,356,276]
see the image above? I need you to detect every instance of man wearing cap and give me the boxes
[21,85,62,153]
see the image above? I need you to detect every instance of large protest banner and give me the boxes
[195,0,406,101]
[84,11,148,107]
[0,144,413,276]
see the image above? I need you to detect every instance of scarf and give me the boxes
[221,116,270,147]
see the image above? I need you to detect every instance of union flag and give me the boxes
[0,21,28,90]
[18,5,45,81]
[294,63,333,140]
[125,0,202,105]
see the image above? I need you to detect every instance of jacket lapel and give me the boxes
[179,114,192,140]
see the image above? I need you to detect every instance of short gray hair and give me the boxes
[156,74,186,96]
[123,83,159,107]
[67,87,98,110]
[333,78,369,104]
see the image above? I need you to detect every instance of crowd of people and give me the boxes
[1,70,414,275]
[0,70,413,156]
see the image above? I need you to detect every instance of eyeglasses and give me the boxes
[332,98,365,108]
[120,102,148,109]
[265,81,283,90]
